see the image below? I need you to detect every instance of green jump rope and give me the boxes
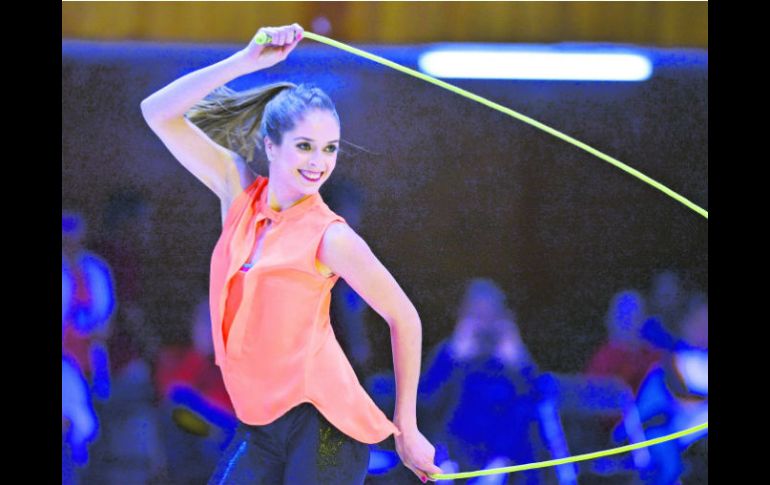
[255,29,709,481]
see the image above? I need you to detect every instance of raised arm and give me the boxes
[139,24,304,217]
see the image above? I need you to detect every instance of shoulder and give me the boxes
[81,251,112,274]
[317,220,370,275]
[311,197,350,238]
[319,220,358,252]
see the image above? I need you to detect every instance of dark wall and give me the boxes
[62,40,707,373]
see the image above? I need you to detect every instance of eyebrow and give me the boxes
[293,137,340,143]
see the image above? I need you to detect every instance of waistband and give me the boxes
[236,402,315,430]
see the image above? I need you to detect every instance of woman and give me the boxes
[140,23,443,483]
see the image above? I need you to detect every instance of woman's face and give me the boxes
[265,109,340,196]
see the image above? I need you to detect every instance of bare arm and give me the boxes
[139,24,304,213]
[318,222,445,481]
[317,221,422,431]
[140,51,255,203]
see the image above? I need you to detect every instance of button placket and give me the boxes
[221,187,322,360]
[220,197,263,357]
[227,213,273,359]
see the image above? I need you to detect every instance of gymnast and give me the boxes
[140,22,444,484]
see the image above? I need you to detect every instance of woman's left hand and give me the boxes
[394,427,445,482]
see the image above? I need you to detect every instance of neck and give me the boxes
[266,179,313,212]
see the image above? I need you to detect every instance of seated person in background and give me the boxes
[62,211,115,401]
[618,293,708,485]
[154,296,239,485]
[640,270,689,353]
[155,297,235,420]
[585,289,663,394]
[582,289,664,460]
[62,354,98,469]
[417,278,576,485]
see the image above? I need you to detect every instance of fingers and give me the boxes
[421,468,443,482]
[292,22,305,42]
[411,465,443,482]
[260,23,304,46]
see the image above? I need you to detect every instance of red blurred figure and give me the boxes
[155,297,234,415]
[586,289,663,392]
[62,211,115,389]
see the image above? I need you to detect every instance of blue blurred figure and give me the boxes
[154,296,239,484]
[416,278,576,485]
[74,193,167,484]
[79,315,167,485]
[640,271,688,353]
[62,211,115,400]
[619,292,708,485]
[62,354,99,484]
[585,290,663,394]
[62,211,116,483]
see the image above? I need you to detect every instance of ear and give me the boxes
[264,136,274,162]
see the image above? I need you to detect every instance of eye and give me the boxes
[325,145,338,153]
[297,142,311,150]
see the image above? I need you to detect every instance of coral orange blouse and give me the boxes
[209,175,402,444]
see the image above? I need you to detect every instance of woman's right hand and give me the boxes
[236,23,305,72]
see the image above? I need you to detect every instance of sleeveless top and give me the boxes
[209,175,402,444]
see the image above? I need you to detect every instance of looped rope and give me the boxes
[295,31,708,480]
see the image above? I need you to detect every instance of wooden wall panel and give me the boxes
[62,2,708,48]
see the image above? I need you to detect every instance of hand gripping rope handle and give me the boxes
[255,29,709,480]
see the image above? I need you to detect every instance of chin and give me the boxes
[299,180,325,192]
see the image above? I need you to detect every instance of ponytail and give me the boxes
[185,81,296,164]
[186,81,376,170]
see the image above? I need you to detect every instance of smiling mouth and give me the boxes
[298,169,324,182]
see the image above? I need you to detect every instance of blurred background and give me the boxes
[62,2,707,484]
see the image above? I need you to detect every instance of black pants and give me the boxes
[207,402,370,485]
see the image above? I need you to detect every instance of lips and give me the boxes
[298,169,323,182]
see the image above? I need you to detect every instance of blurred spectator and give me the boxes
[62,211,115,399]
[676,292,708,352]
[572,289,663,482]
[619,292,708,485]
[413,278,576,485]
[324,178,374,378]
[62,211,114,483]
[76,189,168,484]
[62,354,99,483]
[155,296,235,415]
[641,270,688,352]
[154,295,238,484]
[549,370,649,484]
[585,289,663,392]
[95,189,155,306]
[93,189,160,381]
[78,322,167,485]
